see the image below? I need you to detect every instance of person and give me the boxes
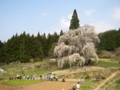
[51,74,53,81]
[53,74,56,79]
[62,76,65,82]
[76,82,80,90]
[27,75,29,79]
[48,75,50,81]
[93,78,96,82]
[78,78,80,83]
[55,76,58,81]
[42,75,45,79]
[72,84,76,90]
[16,74,19,79]
[40,75,42,80]
[45,75,48,80]
[82,77,84,84]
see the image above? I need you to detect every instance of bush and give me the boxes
[84,73,90,79]
[98,50,113,58]
[63,60,69,69]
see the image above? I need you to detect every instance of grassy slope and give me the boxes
[116,76,120,90]
[94,60,120,67]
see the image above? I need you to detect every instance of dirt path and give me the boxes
[94,71,118,90]
[0,79,77,90]
[52,66,105,76]
[20,79,77,90]
[0,82,21,90]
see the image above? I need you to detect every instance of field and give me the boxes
[0,58,120,90]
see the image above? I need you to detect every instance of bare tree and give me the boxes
[54,25,100,68]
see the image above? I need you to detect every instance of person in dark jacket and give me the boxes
[40,75,42,80]
[72,84,76,90]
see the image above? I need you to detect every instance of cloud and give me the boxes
[60,14,72,28]
[60,17,70,28]
[41,13,47,16]
[91,21,114,34]
[85,10,94,16]
[113,6,120,20]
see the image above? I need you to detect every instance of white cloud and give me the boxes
[60,17,70,28]
[113,6,120,20]
[60,14,72,28]
[91,21,114,34]
[85,10,94,16]
[41,13,47,16]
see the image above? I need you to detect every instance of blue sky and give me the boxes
[0,0,120,42]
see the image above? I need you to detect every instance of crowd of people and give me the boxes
[39,73,58,81]
[9,74,37,80]
[9,72,58,81]
[39,73,85,90]
[9,72,85,90]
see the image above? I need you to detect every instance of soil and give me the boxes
[0,79,77,90]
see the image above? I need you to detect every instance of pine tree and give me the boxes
[118,28,120,32]
[69,9,80,30]
[60,30,63,36]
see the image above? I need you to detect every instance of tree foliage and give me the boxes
[54,25,100,68]
[0,31,60,64]
[69,9,80,30]
[97,29,120,51]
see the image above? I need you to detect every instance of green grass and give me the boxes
[1,64,24,70]
[22,68,60,76]
[2,79,44,86]
[116,82,120,90]
[116,78,120,90]
[94,60,120,67]
[69,79,97,90]
[0,66,60,80]
[0,59,60,79]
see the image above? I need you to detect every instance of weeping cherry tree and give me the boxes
[54,24,100,68]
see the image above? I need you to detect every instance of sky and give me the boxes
[0,0,120,42]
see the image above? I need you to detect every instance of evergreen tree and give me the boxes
[69,9,80,30]
[0,31,44,63]
[118,28,120,32]
[98,30,120,51]
[0,40,3,48]
[41,33,48,57]
[60,30,63,36]
[0,41,4,63]
[47,33,52,56]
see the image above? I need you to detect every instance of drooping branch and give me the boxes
[54,24,100,68]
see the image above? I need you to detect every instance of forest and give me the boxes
[0,28,120,64]
[0,30,63,63]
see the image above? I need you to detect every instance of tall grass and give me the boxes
[1,64,24,70]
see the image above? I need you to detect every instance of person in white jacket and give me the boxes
[76,82,80,90]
